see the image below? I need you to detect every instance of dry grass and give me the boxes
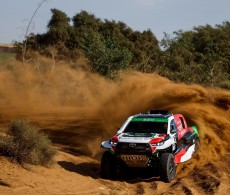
[0,119,57,166]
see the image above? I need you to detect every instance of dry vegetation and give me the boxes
[0,119,57,166]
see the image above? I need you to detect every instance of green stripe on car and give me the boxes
[131,118,168,122]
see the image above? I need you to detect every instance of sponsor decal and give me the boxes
[131,118,168,122]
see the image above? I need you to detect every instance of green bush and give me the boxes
[0,119,57,166]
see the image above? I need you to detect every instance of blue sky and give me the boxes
[1,0,230,43]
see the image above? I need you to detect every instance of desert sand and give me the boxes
[0,146,229,195]
[0,64,229,194]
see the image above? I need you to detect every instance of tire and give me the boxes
[100,151,117,179]
[117,158,129,179]
[159,153,176,182]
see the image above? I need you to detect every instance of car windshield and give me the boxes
[123,119,168,134]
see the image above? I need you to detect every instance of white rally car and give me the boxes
[100,110,199,182]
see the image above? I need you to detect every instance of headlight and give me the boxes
[110,135,118,146]
[110,141,117,146]
[150,141,164,146]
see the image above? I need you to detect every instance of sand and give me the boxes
[0,61,229,194]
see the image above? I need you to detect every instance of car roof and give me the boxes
[133,113,172,119]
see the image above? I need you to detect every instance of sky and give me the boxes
[1,0,230,44]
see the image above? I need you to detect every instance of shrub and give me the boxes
[0,119,57,166]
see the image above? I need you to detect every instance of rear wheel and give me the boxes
[100,151,117,179]
[159,153,176,182]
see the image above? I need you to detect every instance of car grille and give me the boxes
[116,142,151,155]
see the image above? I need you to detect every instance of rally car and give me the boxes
[100,110,199,182]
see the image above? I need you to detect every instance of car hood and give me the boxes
[117,132,166,143]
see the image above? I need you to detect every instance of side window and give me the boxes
[179,117,185,128]
[170,119,177,133]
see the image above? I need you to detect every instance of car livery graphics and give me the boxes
[100,110,199,182]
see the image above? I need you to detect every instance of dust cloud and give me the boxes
[0,59,229,175]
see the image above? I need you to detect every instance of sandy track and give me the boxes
[0,149,229,195]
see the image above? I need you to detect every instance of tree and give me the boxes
[160,22,230,86]
[47,8,70,43]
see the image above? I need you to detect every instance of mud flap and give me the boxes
[174,144,195,164]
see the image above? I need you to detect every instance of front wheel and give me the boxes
[159,153,176,182]
[100,151,117,179]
